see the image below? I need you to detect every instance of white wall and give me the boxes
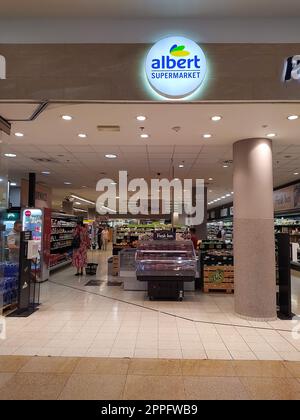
[0,18,299,43]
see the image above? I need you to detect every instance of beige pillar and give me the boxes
[233,138,276,321]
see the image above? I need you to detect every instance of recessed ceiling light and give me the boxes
[10,182,17,186]
[4,153,16,158]
[226,194,231,197]
[209,190,213,193]
[136,115,147,121]
[287,115,299,120]
[105,154,117,159]
[78,133,87,138]
[14,132,24,137]
[81,185,88,188]
[223,165,229,168]
[294,172,299,175]
[267,133,276,138]
[231,191,234,194]
[179,164,184,168]
[203,134,212,139]
[62,115,73,121]
[211,116,222,122]
[208,177,213,181]
[41,171,50,175]
[140,133,149,139]
[64,182,72,185]
[222,196,226,199]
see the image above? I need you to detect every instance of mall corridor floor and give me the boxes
[1,251,300,362]
[0,356,299,400]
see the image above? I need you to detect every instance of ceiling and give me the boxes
[0,0,300,19]
[0,102,300,210]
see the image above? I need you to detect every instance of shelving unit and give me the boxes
[207,219,233,242]
[49,213,78,271]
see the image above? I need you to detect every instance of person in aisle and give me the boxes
[72,221,90,276]
[217,227,226,241]
[101,226,110,251]
[189,227,199,250]
[97,226,103,250]
[7,220,22,263]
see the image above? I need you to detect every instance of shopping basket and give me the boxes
[86,249,99,275]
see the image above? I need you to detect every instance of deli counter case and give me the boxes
[136,240,197,301]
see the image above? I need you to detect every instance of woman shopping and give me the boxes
[72,222,90,276]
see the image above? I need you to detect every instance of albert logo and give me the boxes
[170,44,190,57]
[145,36,207,99]
[284,55,300,81]
[0,55,6,80]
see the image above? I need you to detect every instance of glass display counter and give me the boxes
[136,240,197,301]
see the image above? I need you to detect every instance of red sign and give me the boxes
[25,210,31,217]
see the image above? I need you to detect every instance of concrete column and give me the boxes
[233,138,276,321]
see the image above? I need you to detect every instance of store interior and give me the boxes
[1,101,300,360]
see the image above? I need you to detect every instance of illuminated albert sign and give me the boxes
[0,55,6,80]
[145,36,207,99]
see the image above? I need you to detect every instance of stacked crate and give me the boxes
[203,265,234,293]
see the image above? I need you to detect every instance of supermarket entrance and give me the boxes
[0,100,300,359]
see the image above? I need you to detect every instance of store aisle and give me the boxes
[0,251,299,361]
[0,356,299,400]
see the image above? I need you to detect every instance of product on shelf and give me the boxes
[50,213,78,270]
[0,262,19,310]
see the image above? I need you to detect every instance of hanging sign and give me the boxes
[145,36,207,99]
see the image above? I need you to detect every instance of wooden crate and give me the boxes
[204,282,234,294]
[203,265,234,293]
[204,267,234,283]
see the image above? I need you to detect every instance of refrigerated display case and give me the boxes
[1,210,21,314]
[136,240,197,301]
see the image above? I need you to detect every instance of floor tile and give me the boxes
[123,375,185,400]
[134,349,158,358]
[205,350,232,360]
[20,356,79,374]
[74,357,130,375]
[181,350,207,360]
[240,377,300,400]
[181,360,236,377]
[233,361,292,378]
[0,356,31,372]
[0,372,69,400]
[184,376,251,400]
[109,348,135,358]
[0,373,15,389]
[254,351,282,361]
[129,359,181,376]
[59,374,126,400]
[229,351,257,361]
[284,362,300,378]
[158,349,183,359]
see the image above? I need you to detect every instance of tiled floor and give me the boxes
[0,356,299,400]
[0,250,300,361]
